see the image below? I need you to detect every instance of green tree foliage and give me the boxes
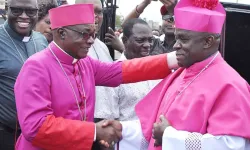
[115,14,124,28]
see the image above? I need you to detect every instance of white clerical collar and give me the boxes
[53,41,78,64]
[22,36,30,42]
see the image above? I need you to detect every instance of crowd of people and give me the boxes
[0,0,250,150]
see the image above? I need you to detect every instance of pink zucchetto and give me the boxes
[174,0,226,34]
[49,4,95,29]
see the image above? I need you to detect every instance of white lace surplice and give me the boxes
[114,80,159,121]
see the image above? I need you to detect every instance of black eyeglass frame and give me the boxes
[9,7,38,17]
[65,27,96,40]
[162,15,175,23]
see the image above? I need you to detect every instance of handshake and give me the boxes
[95,120,122,148]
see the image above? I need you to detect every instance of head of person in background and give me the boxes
[7,0,38,36]
[160,5,175,38]
[118,28,123,34]
[75,0,103,36]
[152,29,160,37]
[158,4,176,53]
[34,0,57,43]
[115,31,120,37]
[122,18,153,59]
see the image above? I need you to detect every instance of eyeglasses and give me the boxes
[57,0,67,6]
[57,0,62,6]
[162,15,175,23]
[65,27,96,40]
[9,7,38,17]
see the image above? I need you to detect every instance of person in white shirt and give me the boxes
[112,18,160,122]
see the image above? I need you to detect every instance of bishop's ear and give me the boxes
[58,28,66,40]
[204,35,214,49]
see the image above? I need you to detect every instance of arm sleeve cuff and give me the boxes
[115,120,146,150]
[32,115,95,150]
[162,126,249,150]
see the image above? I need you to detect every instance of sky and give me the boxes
[67,0,250,23]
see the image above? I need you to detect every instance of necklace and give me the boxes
[177,52,219,96]
[161,52,219,114]
[49,46,86,121]
[3,25,38,63]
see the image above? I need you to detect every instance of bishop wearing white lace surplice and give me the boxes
[116,0,250,149]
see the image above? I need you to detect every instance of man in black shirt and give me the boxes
[151,3,176,55]
[0,0,48,149]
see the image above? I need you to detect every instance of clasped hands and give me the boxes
[96,120,122,148]
[95,115,170,148]
[152,115,170,147]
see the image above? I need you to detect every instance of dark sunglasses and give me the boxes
[57,0,62,6]
[9,7,38,17]
[57,0,67,6]
[65,27,96,40]
[162,15,175,23]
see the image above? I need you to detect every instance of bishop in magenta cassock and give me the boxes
[14,4,178,150]
[116,0,250,150]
